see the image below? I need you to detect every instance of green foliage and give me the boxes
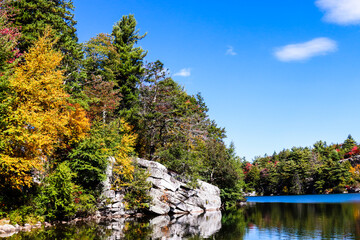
[315,160,351,193]
[69,133,109,193]
[37,162,78,221]
[9,205,44,225]
[4,0,82,82]
[0,4,20,153]
[200,141,244,206]
[123,166,152,211]
[343,134,356,152]
[74,193,97,218]
[157,142,202,183]
[112,14,147,118]
[138,69,210,160]
[137,62,244,205]
[0,9,246,216]
[82,15,147,124]
[245,136,358,196]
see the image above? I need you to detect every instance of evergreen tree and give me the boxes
[343,134,356,152]
[4,0,82,83]
[111,14,147,120]
[82,15,147,123]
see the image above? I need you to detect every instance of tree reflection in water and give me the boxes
[4,202,360,239]
[214,202,360,240]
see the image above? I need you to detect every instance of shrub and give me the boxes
[37,162,78,221]
[9,206,44,225]
[122,166,152,211]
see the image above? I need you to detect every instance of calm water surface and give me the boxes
[3,194,360,239]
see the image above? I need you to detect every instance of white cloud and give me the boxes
[174,68,191,77]
[226,46,237,56]
[274,37,337,62]
[316,0,360,25]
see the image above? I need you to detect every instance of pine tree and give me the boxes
[4,0,82,83]
[111,14,147,119]
[343,134,356,152]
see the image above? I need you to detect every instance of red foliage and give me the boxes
[243,162,252,175]
[345,146,359,158]
[0,5,22,67]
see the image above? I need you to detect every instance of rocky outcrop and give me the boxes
[136,158,221,215]
[99,157,129,217]
[100,158,221,216]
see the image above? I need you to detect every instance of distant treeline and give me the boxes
[243,135,360,195]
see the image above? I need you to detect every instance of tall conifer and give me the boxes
[111,14,147,119]
[5,0,82,83]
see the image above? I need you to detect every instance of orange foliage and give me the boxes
[350,164,360,182]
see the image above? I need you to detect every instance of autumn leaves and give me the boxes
[0,29,90,190]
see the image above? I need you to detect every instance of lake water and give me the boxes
[3,193,360,239]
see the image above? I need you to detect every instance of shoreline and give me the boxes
[0,208,222,238]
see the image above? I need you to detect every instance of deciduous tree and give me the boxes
[0,29,89,190]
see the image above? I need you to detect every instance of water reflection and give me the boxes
[4,202,360,239]
[150,211,221,239]
[214,202,360,240]
[3,211,222,240]
[3,221,112,240]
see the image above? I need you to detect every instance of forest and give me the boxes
[243,135,360,195]
[1,0,360,226]
[0,0,243,223]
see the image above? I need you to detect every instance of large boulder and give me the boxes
[100,158,221,216]
[0,224,17,238]
[136,158,221,215]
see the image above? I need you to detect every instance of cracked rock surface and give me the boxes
[101,158,221,216]
[136,158,221,215]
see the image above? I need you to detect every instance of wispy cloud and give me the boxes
[226,46,237,56]
[174,68,191,77]
[316,0,360,25]
[274,37,337,62]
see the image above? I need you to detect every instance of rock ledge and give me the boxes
[101,158,221,216]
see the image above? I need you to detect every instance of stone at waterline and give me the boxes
[136,158,221,215]
[100,158,221,216]
[148,188,171,215]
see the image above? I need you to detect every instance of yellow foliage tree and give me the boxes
[0,28,90,190]
[112,120,137,188]
[350,164,360,183]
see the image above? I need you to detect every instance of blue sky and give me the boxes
[73,0,360,161]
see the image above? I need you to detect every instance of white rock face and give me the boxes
[136,158,221,215]
[101,158,221,216]
[149,188,171,215]
[0,224,17,238]
[0,224,15,233]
